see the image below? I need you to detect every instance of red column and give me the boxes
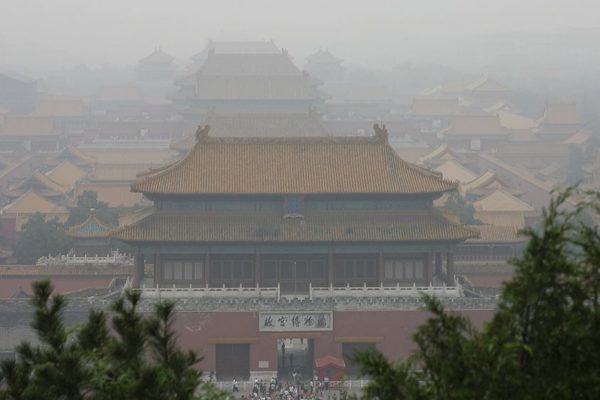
[378,250,384,285]
[154,253,161,287]
[205,252,211,287]
[435,252,442,280]
[328,248,334,286]
[446,252,455,285]
[133,251,145,288]
[425,252,433,284]
[255,251,261,287]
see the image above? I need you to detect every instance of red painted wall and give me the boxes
[173,309,494,374]
[0,217,17,247]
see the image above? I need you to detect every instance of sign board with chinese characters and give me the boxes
[258,311,333,332]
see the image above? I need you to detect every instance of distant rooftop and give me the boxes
[200,52,302,77]
[539,102,581,125]
[191,40,281,62]
[305,48,343,64]
[138,48,175,65]
[410,98,464,117]
[464,76,509,93]
[170,112,330,151]
[434,160,478,185]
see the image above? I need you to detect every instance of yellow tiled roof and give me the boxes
[540,102,580,125]
[33,171,69,194]
[473,189,536,213]
[46,161,87,188]
[1,190,68,215]
[34,99,84,117]
[47,145,96,166]
[0,116,57,137]
[563,130,591,145]
[133,128,457,196]
[465,76,508,92]
[434,160,478,185]
[185,76,321,101]
[462,171,525,197]
[5,171,69,198]
[474,212,527,229]
[117,206,155,227]
[111,210,476,243]
[201,52,302,77]
[83,149,176,165]
[442,115,508,136]
[497,110,538,130]
[75,182,147,208]
[418,144,452,165]
[410,98,464,117]
[465,224,527,243]
[90,164,150,182]
[440,81,466,94]
[95,86,140,103]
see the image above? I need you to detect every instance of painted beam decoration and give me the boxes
[259,311,333,332]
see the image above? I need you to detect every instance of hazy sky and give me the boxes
[1,0,599,70]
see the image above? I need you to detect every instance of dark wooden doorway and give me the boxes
[262,256,327,294]
[277,338,315,380]
[215,343,250,380]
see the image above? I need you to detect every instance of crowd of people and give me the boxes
[233,375,344,400]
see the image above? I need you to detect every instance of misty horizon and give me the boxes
[2,0,600,72]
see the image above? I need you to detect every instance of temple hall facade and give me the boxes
[112,125,477,380]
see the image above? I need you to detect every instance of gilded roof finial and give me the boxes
[373,123,389,142]
[195,125,211,142]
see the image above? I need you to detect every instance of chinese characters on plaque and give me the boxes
[258,311,333,332]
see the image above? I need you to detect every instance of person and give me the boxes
[232,378,239,393]
[281,342,286,368]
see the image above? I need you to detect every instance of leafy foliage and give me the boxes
[66,190,138,254]
[354,188,600,399]
[14,213,72,264]
[444,192,481,225]
[565,145,585,186]
[66,190,137,227]
[0,281,228,400]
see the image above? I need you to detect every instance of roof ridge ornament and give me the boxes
[195,125,211,142]
[373,123,389,142]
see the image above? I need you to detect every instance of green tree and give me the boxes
[0,281,228,400]
[66,190,117,227]
[565,145,585,186]
[67,190,140,228]
[14,213,72,264]
[354,188,600,399]
[444,192,481,225]
[66,191,138,254]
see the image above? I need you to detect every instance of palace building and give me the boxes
[111,124,478,380]
[173,46,323,116]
